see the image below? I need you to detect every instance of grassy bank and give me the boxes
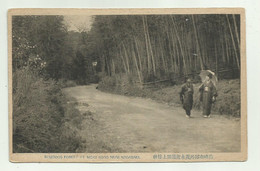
[13,68,84,153]
[98,74,240,117]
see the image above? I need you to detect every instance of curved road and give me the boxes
[63,84,240,153]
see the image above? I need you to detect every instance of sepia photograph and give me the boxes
[8,8,247,162]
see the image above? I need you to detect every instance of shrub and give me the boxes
[57,79,77,88]
[98,75,241,117]
[13,68,83,153]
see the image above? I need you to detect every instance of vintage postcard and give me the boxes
[8,8,247,162]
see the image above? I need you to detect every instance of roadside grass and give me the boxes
[98,74,240,117]
[13,68,84,153]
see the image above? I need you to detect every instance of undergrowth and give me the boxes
[13,68,84,153]
[98,74,240,117]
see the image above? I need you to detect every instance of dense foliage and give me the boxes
[12,16,96,83]
[13,68,83,152]
[12,16,85,152]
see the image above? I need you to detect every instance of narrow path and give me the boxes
[63,84,240,153]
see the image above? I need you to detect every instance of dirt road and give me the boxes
[63,84,241,153]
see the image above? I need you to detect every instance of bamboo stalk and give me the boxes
[145,16,156,76]
[142,16,151,74]
[122,42,130,73]
[111,58,116,75]
[170,16,188,75]
[158,35,167,73]
[191,15,204,70]
[214,41,218,76]
[119,46,128,73]
[170,18,181,74]
[132,42,142,83]
[224,34,230,64]
[226,14,240,69]
[104,55,111,76]
[232,14,240,50]
[134,36,143,73]
[166,26,175,72]
[221,38,226,64]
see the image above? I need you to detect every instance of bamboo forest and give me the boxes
[87,14,240,83]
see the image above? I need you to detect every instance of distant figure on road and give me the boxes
[179,78,194,118]
[199,73,218,118]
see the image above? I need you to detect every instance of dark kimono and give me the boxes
[179,83,194,116]
[199,81,218,116]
